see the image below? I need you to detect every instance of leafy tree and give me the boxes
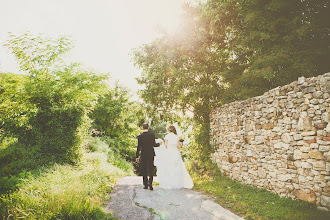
[90,83,133,138]
[202,0,330,100]
[0,73,28,140]
[3,33,107,163]
[89,83,148,163]
[133,0,329,168]
[133,4,225,160]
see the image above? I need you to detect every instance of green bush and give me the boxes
[86,136,135,175]
[107,149,135,175]
[0,151,128,219]
[101,136,136,161]
[2,33,107,164]
[86,136,110,153]
[0,140,57,194]
[27,107,85,162]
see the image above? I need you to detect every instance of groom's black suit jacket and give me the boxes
[136,131,160,160]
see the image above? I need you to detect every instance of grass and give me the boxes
[0,137,135,219]
[189,164,330,220]
[135,202,159,217]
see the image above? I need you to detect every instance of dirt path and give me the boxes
[107,176,243,220]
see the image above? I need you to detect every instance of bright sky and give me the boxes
[0,0,194,96]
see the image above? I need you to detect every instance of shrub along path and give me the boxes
[107,176,243,220]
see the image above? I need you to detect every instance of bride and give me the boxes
[154,125,194,189]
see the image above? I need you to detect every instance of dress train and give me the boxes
[154,139,193,189]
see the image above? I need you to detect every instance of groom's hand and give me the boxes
[136,158,139,163]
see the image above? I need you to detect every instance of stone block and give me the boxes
[303,87,316,94]
[293,134,303,140]
[272,126,282,132]
[229,156,238,163]
[255,136,264,144]
[274,142,290,150]
[297,168,304,175]
[284,117,292,124]
[305,139,317,144]
[301,162,312,168]
[309,151,324,160]
[294,160,302,168]
[221,156,229,162]
[262,123,274,130]
[301,153,309,159]
[297,116,313,131]
[326,122,330,133]
[246,150,252,157]
[303,93,313,99]
[258,168,267,179]
[293,189,316,204]
[313,91,323,98]
[310,143,319,148]
[321,196,330,208]
[316,131,326,139]
[281,133,292,143]
[315,123,327,129]
[303,136,316,141]
[245,122,255,131]
[300,104,308,111]
[244,136,252,144]
[278,174,292,182]
[321,112,329,123]
[311,169,320,176]
[298,77,305,84]
[308,194,317,204]
[294,150,303,160]
[300,146,310,152]
[310,99,319,105]
[317,139,330,145]
[286,101,294,109]
[222,165,230,171]
[302,131,316,136]
[266,112,276,119]
[314,175,325,183]
[312,161,326,170]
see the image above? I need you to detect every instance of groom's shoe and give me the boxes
[143,185,148,189]
[149,186,153,191]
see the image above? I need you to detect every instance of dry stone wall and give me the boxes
[210,73,330,208]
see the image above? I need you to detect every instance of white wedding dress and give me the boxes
[154,133,194,189]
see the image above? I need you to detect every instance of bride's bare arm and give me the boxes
[165,140,168,149]
[178,140,183,148]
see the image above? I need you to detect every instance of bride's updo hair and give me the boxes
[168,125,177,135]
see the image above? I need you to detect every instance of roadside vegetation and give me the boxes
[0,138,133,219]
[0,33,143,219]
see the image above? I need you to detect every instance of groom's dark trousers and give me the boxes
[136,131,160,187]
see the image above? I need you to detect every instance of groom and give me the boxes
[136,123,161,190]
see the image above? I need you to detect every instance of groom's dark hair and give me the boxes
[142,123,149,129]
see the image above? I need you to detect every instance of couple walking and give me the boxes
[135,123,193,190]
